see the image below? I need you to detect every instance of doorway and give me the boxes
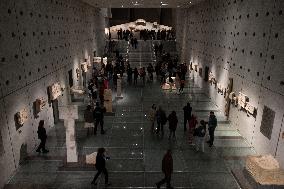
[52,99,59,124]
[68,69,73,87]
[204,66,209,81]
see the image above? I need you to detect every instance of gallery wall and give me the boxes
[176,0,284,168]
[0,0,107,187]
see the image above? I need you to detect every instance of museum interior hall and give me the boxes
[0,0,284,188]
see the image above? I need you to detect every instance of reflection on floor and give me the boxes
[6,76,256,189]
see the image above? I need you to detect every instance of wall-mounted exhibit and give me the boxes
[15,109,28,127]
[48,83,62,101]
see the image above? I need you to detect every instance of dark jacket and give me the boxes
[194,124,206,137]
[95,154,106,170]
[162,152,173,175]
[183,105,192,118]
[37,126,47,139]
[168,114,178,131]
[93,106,106,120]
[156,109,167,124]
[84,109,94,123]
[208,115,217,128]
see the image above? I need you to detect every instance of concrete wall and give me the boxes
[0,0,107,187]
[176,0,284,168]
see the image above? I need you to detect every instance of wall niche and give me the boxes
[260,106,275,140]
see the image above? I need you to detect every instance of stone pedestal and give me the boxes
[246,155,284,186]
[104,89,112,112]
[59,105,79,163]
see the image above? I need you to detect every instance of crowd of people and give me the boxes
[148,103,218,150]
[114,28,176,41]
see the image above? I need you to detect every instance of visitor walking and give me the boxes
[156,106,167,135]
[155,150,174,189]
[91,148,111,186]
[168,111,178,140]
[84,105,94,135]
[36,120,49,153]
[148,104,157,133]
[183,103,192,132]
[194,120,206,152]
[206,111,217,147]
[93,102,106,135]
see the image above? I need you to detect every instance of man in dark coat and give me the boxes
[91,148,110,186]
[156,106,167,135]
[183,103,192,132]
[93,102,106,135]
[156,150,173,189]
[206,111,218,147]
[36,120,49,153]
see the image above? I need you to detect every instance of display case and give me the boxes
[135,19,146,26]
[48,82,62,100]
[81,62,88,72]
[70,86,85,95]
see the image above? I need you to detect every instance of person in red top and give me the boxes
[188,114,198,144]
[156,150,173,189]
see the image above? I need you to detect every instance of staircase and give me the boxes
[126,40,155,69]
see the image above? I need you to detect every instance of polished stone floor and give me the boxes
[5,73,257,189]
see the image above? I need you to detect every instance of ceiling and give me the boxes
[81,0,204,8]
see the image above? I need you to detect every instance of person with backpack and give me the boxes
[156,106,167,135]
[93,102,106,135]
[168,111,178,140]
[194,120,206,152]
[91,147,111,186]
[206,111,218,147]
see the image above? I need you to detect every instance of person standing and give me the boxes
[156,106,167,135]
[93,102,106,135]
[36,120,49,153]
[188,114,198,144]
[194,120,206,152]
[91,148,111,186]
[134,68,139,85]
[183,103,192,132]
[84,105,94,135]
[148,104,157,133]
[156,150,174,189]
[168,111,178,140]
[206,111,217,147]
